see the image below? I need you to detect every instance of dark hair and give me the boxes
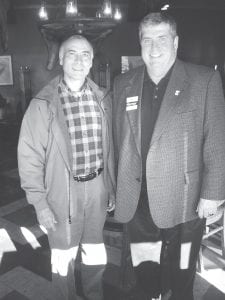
[139,12,177,41]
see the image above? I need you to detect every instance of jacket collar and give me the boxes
[35,74,108,112]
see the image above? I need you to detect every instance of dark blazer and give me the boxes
[113,59,225,228]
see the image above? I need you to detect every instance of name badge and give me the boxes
[126,96,138,111]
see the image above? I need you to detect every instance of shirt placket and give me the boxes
[79,98,90,175]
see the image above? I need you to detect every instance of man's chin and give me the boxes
[150,59,162,66]
[72,74,85,80]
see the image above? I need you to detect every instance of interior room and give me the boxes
[0,0,225,299]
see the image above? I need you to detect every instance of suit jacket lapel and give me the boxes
[125,66,145,156]
[150,59,188,147]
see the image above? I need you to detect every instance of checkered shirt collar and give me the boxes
[60,78,90,98]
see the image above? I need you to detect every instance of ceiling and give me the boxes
[11,0,225,10]
[8,0,225,23]
[12,0,128,10]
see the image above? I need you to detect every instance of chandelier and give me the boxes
[37,1,123,71]
[38,0,122,21]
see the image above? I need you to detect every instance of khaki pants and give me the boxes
[48,172,108,300]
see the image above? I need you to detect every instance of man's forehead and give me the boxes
[64,39,92,52]
[143,23,170,32]
[141,23,172,37]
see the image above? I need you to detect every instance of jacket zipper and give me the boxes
[65,167,72,224]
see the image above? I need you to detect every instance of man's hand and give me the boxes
[37,207,57,231]
[107,196,115,213]
[197,198,225,219]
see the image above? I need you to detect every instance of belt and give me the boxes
[73,168,103,182]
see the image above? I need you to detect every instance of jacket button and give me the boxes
[136,177,141,182]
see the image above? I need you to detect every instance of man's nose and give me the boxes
[74,54,83,63]
[150,41,161,56]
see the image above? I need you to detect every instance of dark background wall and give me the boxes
[100,9,225,78]
[1,4,225,119]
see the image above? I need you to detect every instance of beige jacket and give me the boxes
[18,75,115,223]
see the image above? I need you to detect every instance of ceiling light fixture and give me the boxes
[38,1,48,20]
[65,0,78,16]
[38,0,122,21]
[38,0,123,71]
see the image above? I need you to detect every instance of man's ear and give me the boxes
[174,35,179,51]
[59,55,63,66]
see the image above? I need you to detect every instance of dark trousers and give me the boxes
[160,218,205,300]
[127,180,205,300]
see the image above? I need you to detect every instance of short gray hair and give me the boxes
[139,12,177,41]
[59,35,94,60]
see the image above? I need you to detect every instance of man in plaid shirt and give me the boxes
[18,35,115,300]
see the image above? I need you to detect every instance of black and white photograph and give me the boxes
[0,1,225,300]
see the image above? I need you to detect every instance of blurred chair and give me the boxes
[197,207,225,272]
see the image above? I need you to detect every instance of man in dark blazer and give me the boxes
[113,12,225,300]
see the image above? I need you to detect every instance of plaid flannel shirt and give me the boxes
[58,79,103,176]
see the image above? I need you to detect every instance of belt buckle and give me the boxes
[74,168,102,182]
[76,175,83,182]
[74,174,85,182]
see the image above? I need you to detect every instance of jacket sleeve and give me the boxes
[105,92,116,203]
[17,99,51,213]
[201,70,225,200]
[112,75,122,175]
